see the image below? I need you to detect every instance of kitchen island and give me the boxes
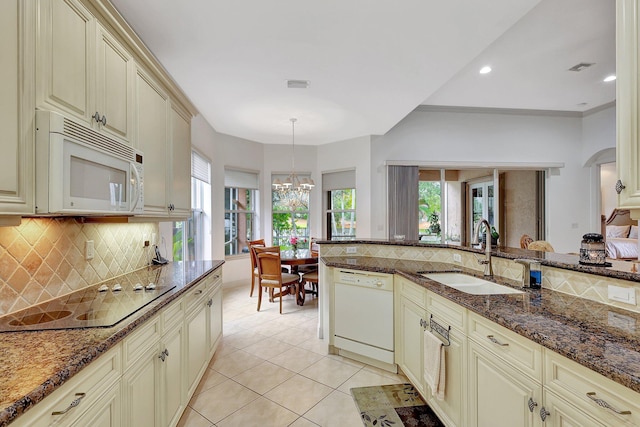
[0,260,223,426]
[319,240,640,426]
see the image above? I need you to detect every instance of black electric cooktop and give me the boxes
[0,268,175,332]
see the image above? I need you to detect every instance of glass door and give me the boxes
[470,180,495,238]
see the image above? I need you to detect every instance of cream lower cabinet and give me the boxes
[426,292,467,427]
[207,274,224,357]
[395,277,428,397]
[394,277,466,426]
[12,344,122,427]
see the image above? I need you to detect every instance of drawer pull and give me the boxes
[586,392,631,415]
[487,335,509,346]
[194,290,203,295]
[52,393,86,415]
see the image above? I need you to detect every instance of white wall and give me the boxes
[318,136,373,238]
[581,104,616,165]
[191,114,265,283]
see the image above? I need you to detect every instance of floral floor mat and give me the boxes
[350,383,445,427]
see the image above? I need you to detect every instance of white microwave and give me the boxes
[35,110,144,215]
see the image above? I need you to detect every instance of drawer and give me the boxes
[468,311,542,381]
[162,297,184,332]
[396,277,427,308]
[427,291,466,332]
[544,349,640,426]
[184,280,208,314]
[13,344,121,427]
[122,315,161,369]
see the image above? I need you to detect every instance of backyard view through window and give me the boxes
[419,181,442,242]
[225,187,256,255]
[272,190,310,251]
[327,188,356,240]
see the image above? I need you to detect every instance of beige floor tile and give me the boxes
[337,368,405,394]
[300,357,361,388]
[270,327,314,346]
[222,329,270,348]
[193,368,228,395]
[264,375,332,415]
[288,417,320,426]
[296,337,329,355]
[267,347,325,373]
[232,361,295,394]
[191,379,259,423]
[303,390,363,427]
[210,349,264,377]
[176,407,214,427]
[217,396,299,427]
[242,337,295,360]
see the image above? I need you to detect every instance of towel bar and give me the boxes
[429,314,451,347]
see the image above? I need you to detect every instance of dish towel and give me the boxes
[423,329,446,400]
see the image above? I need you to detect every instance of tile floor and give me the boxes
[177,281,408,427]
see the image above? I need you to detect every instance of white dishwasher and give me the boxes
[333,269,394,365]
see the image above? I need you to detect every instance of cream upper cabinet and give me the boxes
[0,0,34,216]
[95,23,133,142]
[170,104,192,217]
[36,0,133,144]
[616,0,640,211]
[135,65,192,218]
[135,65,170,215]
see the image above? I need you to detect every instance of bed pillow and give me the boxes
[606,225,631,238]
[629,225,638,239]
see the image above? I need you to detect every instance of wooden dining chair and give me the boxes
[301,270,318,299]
[254,246,300,314]
[248,238,265,297]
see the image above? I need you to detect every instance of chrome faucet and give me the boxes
[473,219,493,276]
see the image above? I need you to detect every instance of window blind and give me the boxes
[225,169,259,189]
[322,170,355,191]
[191,151,210,184]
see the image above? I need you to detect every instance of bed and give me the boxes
[602,209,639,259]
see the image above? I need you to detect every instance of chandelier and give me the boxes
[272,118,315,209]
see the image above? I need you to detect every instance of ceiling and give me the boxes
[110,0,615,145]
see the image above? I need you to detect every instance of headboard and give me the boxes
[601,209,637,239]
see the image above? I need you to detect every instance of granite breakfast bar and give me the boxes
[0,260,223,426]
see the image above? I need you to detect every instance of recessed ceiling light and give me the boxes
[479,66,492,74]
[568,62,595,72]
[604,75,616,82]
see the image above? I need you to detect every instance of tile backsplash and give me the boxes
[0,218,158,316]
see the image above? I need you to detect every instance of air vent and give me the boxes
[287,79,310,89]
[568,62,595,72]
[62,118,134,161]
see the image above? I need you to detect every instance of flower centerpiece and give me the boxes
[289,236,307,257]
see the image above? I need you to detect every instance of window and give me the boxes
[225,169,259,256]
[272,174,310,250]
[418,180,442,241]
[327,189,356,240]
[173,151,211,262]
[323,169,356,240]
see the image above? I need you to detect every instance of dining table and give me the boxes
[281,255,318,305]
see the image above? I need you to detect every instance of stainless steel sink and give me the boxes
[421,272,524,295]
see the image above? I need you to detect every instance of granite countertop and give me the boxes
[0,260,224,427]
[322,256,640,395]
[317,239,640,283]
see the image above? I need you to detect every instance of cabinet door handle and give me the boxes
[539,407,550,422]
[486,335,509,346]
[207,298,213,307]
[528,397,538,412]
[100,114,107,126]
[159,351,166,362]
[615,180,626,194]
[52,393,86,415]
[92,111,101,123]
[586,392,631,415]
[194,290,203,295]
